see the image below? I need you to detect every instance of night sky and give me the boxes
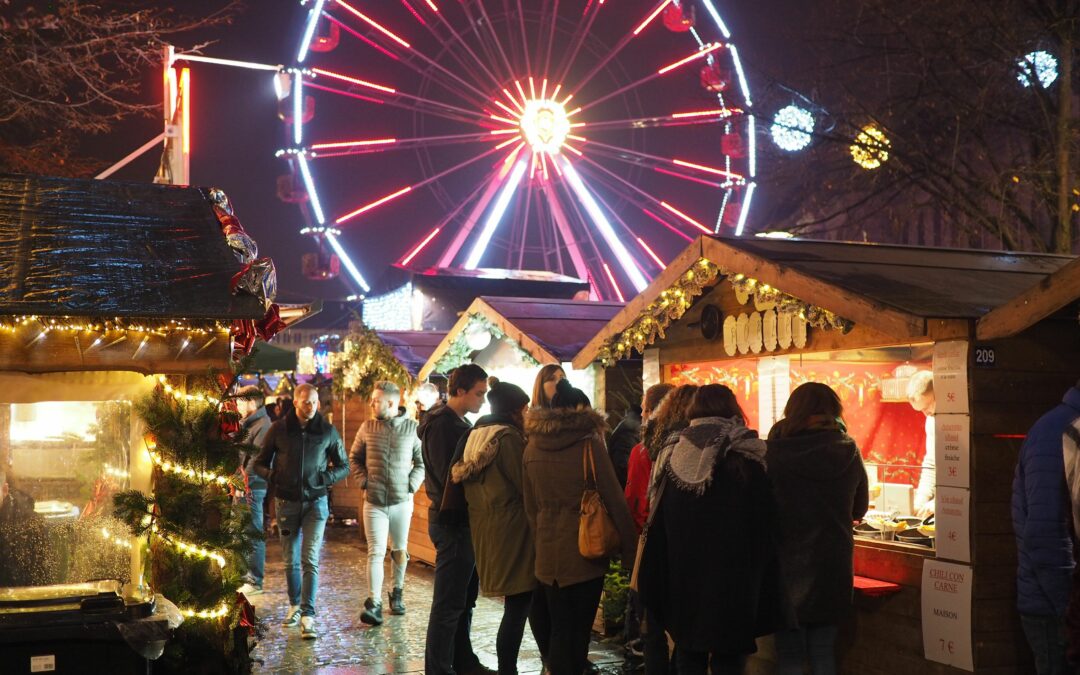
[98,0,816,303]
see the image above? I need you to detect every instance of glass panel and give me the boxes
[1,401,134,588]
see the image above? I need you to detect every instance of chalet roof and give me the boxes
[376,330,447,377]
[479,297,625,362]
[724,237,1071,319]
[573,236,1075,368]
[419,296,624,379]
[0,173,265,321]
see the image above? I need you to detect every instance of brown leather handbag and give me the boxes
[578,440,620,559]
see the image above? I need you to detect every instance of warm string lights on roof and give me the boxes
[0,316,228,335]
[156,375,222,407]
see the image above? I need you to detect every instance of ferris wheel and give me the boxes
[281,0,756,300]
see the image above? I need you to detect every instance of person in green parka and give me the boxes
[450,378,537,675]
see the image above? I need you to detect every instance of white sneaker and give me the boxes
[300,615,316,639]
[237,583,263,597]
[282,605,301,627]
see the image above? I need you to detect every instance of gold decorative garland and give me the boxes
[597,258,854,366]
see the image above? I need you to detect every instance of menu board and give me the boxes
[935,414,970,489]
[921,560,974,671]
[933,341,969,414]
[935,486,971,563]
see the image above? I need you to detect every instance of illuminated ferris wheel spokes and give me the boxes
[290,0,757,300]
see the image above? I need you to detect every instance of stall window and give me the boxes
[1,401,134,587]
[667,344,937,547]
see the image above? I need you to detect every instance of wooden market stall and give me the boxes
[407,296,634,565]
[0,174,278,671]
[573,234,1080,675]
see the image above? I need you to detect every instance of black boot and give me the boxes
[389,587,406,615]
[360,597,383,625]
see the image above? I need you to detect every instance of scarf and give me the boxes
[665,416,766,496]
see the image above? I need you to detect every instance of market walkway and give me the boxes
[249,523,626,674]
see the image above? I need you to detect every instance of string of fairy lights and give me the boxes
[96,377,236,620]
[0,316,228,358]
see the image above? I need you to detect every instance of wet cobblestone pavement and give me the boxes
[250,524,626,674]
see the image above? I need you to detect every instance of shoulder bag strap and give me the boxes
[583,439,598,488]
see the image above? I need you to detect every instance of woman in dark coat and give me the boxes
[523,378,638,675]
[766,382,869,675]
[451,379,536,674]
[639,384,782,675]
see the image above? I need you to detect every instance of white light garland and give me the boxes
[770,105,814,152]
[1017,50,1058,89]
[150,523,227,569]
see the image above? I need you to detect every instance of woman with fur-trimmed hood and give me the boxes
[523,378,638,675]
[638,383,783,675]
[450,378,536,674]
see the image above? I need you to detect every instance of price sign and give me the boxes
[922,560,974,671]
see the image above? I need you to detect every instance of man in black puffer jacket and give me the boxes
[253,383,349,640]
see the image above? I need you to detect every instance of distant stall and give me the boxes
[574,234,1079,674]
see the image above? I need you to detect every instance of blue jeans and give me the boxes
[244,487,267,587]
[278,496,329,617]
[774,623,839,675]
[425,520,481,675]
[1020,614,1070,675]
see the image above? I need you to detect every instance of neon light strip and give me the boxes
[602,263,625,302]
[729,45,751,105]
[658,43,724,75]
[493,136,519,150]
[312,67,396,93]
[529,76,536,98]
[490,128,518,135]
[514,80,528,104]
[672,108,731,118]
[490,114,517,125]
[636,237,666,268]
[642,208,694,242]
[747,115,757,177]
[673,158,741,179]
[293,74,304,145]
[401,227,441,265]
[464,160,528,269]
[326,232,371,292]
[734,182,756,236]
[660,201,711,234]
[700,0,733,39]
[180,68,190,155]
[171,54,279,71]
[311,138,397,150]
[336,186,412,223]
[493,99,520,119]
[502,89,524,113]
[633,0,672,35]
[297,155,326,224]
[297,0,328,63]
[424,0,439,10]
[551,84,562,100]
[335,0,412,48]
[562,159,649,292]
[541,78,548,99]
[654,166,722,188]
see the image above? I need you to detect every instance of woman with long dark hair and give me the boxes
[531,364,566,410]
[639,384,781,675]
[767,382,869,675]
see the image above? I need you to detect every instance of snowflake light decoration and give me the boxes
[770,105,814,152]
[850,123,890,170]
[1017,50,1058,89]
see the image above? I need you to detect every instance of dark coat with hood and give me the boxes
[639,416,784,656]
[523,406,638,586]
[451,414,535,597]
[766,427,869,626]
[419,402,472,525]
[253,410,349,502]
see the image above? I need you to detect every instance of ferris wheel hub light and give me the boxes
[519,99,571,154]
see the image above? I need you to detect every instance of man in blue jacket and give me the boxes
[254,383,349,640]
[1012,381,1080,674]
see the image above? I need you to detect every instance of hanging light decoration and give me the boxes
[1016,50,1058,89]
[770,105,814,152]
[850,123,890,170]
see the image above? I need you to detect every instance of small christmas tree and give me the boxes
[114,374,259,673]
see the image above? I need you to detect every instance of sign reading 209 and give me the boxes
[973,347,995,368]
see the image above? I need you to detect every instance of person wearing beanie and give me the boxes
[450,378,540,674]
[523,375,637,675]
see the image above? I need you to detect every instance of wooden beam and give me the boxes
[700,237,927,340]
[571,238,705,369]
[977,256,1080,340]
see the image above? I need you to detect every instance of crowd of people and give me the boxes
[229,366,1080,675]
